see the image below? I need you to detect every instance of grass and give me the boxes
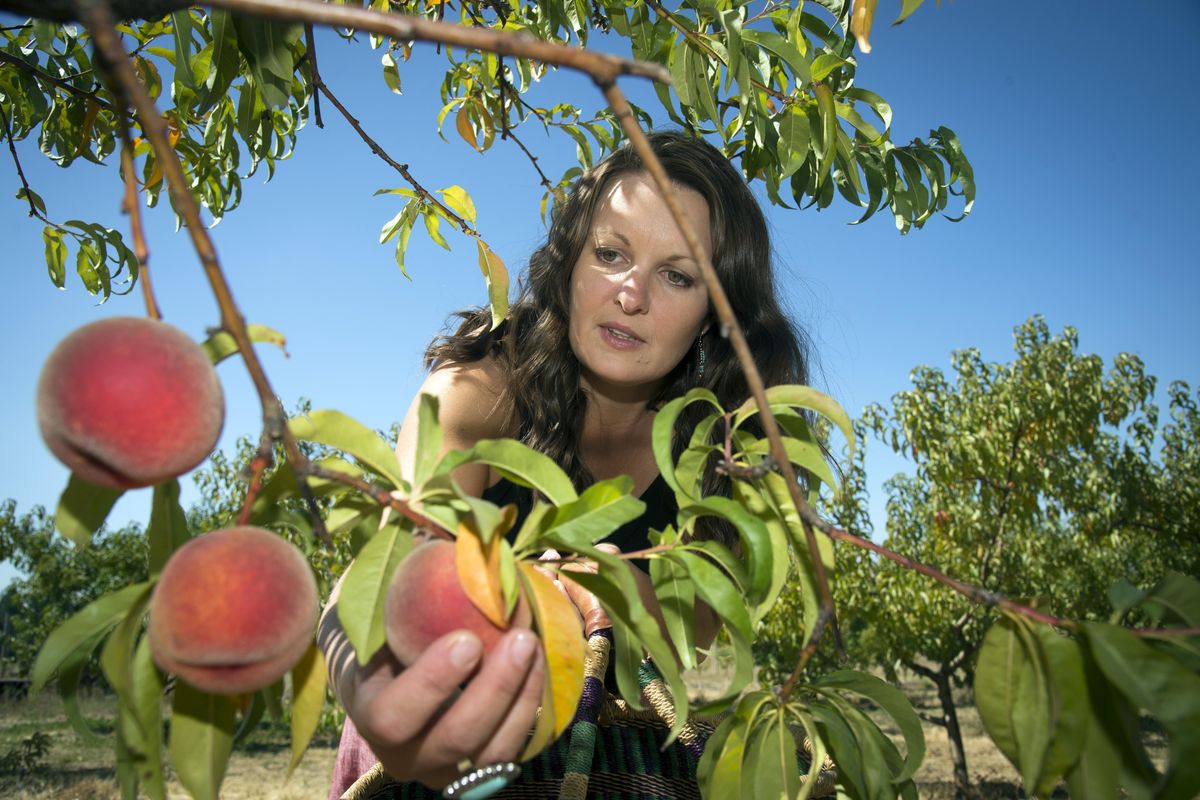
[0,679,1170,799]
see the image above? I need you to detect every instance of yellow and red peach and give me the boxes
[37,316,224,489]
[147,527,318,695]
[385,539,531,667]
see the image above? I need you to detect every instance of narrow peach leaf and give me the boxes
[456,521,507,628]
[516,562,585,760]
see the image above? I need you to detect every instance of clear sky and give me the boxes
[2,2,1198,589]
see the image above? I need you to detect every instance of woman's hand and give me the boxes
[344,628,544,790]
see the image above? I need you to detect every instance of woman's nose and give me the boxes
[615,269,648,314]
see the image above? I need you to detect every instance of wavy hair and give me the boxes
[426,131,810,545]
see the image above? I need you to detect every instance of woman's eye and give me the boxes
[596,247,621,264]
[664,269,693,288]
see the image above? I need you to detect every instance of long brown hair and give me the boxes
[426,131,810,545]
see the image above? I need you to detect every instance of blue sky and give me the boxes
[2,2,1198,588]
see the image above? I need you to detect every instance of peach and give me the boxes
[147,527,318,695]
[385,540,531,667]
[37,316,224,489]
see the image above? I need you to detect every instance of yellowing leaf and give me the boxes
[850,0,879,54]
[439,185,477,225]
[517,562,585,761]
[476,240,510,328]
[456,102,479,152]
[456,520,507,628]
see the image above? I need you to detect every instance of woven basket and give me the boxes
[341,631,836,800]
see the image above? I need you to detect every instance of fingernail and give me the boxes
[509,630,537,665]
[449,634,482,670]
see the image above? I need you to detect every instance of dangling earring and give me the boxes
[696,332,706,379]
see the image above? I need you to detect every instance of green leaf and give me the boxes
[55,474,123,547]
[815,670,926,783]
[289,408,406,489]
[678,495,772,602]
[200,323,289,365]
[742,711,801,800]
[777,106,811,179]
[1085,622,1200,800]
[894,0,926,25]
[147,480,191,577]
[541,476,644,551]
[169,683,236,800]
[1065,645,1155,800]
[19,187,47,215]
[733,384,855,456]
[380,51,402,95]
[671,549,754,701]
[740,29,811,87]
[650,551,696,670]
[288,644,326,777]
[422,206,450,250]
[411,392,443,489]
[1142,571,1200,628]
[973,615,1029,771]
[337,522,412,665]
[43,226,67,288]
[456,439,578,507]
[230,17,300,109]
[811,52,848,82]
[31,581,152,697]
[131,637,167,800]
[652,388,723,501]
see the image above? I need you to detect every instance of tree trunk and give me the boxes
[932,668,972,799]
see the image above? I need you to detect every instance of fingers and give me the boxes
[557,544,616,637]
[353,631,484,746]
[422,629,541,766]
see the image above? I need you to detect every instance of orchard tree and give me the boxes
[830,316,1200,795]
[0,500,147,684]
[2,2,1197,800]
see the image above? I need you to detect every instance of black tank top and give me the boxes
[481,473,678,571]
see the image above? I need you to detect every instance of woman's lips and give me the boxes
[600,324,644,350]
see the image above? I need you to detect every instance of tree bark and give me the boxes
[932,668,973,799]
[0,0,191,23]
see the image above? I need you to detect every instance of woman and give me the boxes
[321,131,810,798]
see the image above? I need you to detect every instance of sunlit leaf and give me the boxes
[169,683,236,800]
[200,323,289,365]
[516,562,585,760]
[337,522,412,665]
[55,474,123,547]
[287,644,326,777]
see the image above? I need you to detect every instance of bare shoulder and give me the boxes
[395,356,513,492]
[418,356,513,443]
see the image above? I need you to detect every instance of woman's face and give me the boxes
[568,171,713,399]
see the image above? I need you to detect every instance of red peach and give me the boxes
[37,316,224,489]
[385,539,531,667]
[147,527,318,695]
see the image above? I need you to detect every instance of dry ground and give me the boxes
[0,676,1165,799]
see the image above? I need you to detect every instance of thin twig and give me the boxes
[305,464,451,538]
[0,103,41,220]
[810,512,1200,639]
[117,123,158,319]
[313,78,476,237]
[303,24,324,128]
[77,0,329,546]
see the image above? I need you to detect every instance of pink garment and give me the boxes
[328,716,379,800]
